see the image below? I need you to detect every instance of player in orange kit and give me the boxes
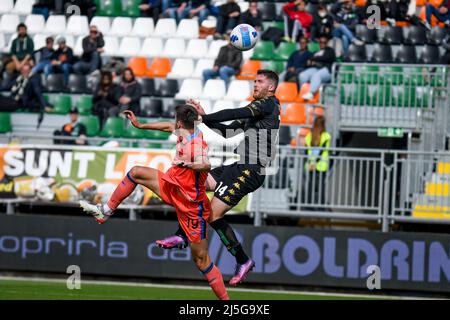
[79,105,229,300]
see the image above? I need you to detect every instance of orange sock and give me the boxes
[201,263,229,300]
[107,172,137,211]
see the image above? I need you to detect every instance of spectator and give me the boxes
[282,0,313,42]
[53,107,88,145]
[32,36,55,76]
[239,1,263,32]
[73,25,104,76]
[169,0,211,24]
[424,0,450,30]
[280,37,313,83]
[109,68,142,117]
[202,37,242,86]
[215,0,241,38]
[299,35,335,101]
[330,0,364,56]
[46,37,74,86]
[5,23,34,76]
[0,63,52,113]
[32,0,55,20]
[140,0,162,22]
[92,71,122,127]
[311,4,334,41]
[163,0,185,18]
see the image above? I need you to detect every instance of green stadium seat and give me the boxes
[97,0,122,16]
[251,41,275,61]
[431,67,448,87]
[76,96,93,115]
[273,42,297,61]
[124,123,145,139]
[381,66,403,85]
[145,129,171,140]
[339,65,355,84]
[52,95,72,114]
[268,60,286,74]
[0,112,12,133]
[369,84,392,107]
[100,117,125,137]
[80,115,100,137]
[358,65,379,84]
[122,0,141,17]
[341,83,369,106]
[393,85,416,107]
[404,67,426,86]
[308,42,320,53]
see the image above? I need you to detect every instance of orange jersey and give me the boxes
[161,130,209,202]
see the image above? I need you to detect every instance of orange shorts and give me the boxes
[158,172,211,243]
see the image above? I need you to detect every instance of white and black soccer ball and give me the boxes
[229,23,259,51]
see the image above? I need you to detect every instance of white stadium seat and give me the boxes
[208,40,227,58]
[162,38,185,58]
[140,37,163,57]
[103,36,119,56]
[0,14,20,34]
[12,0,34,15]
[237,100,251,108]
[90,16,111,35]
[74,36,84,56]
[108,17,133,37]
[131,17,154,37]
[33,34,47,51]
[175,78,203,99]
[153,18,177,38]
[192,59,214,78]
[213,100,235,113]
[185,39,208,59]
[0,0,14,14]
[201,79,226,100]
[44,15,67,35]
[24,14,46,34]
[66,15,89,36]
[0,33,6,53]
[238,1,249,12]
[167,58,195,79]
[198,99,213,114]
[176,19,199,39]
[118,37,141,57]
[225,80,252,101]
[243,48,255,60]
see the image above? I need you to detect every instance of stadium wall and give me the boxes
[0,214,449,294]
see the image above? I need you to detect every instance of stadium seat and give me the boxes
[345,43,367,62]
[212,100,234,113]
[90,16,111,34]
[0,14,20,34]
[66,15,89,36]
[96,0,122,17]
[261,2,277,21]
[428,27,450,45]
[201,80,226,100]
[162,38,186,58]
[154,79,179,97]
[45,74,65,92]
[145,127,171,140]
[76,95,93,115]
[251,41,275,60]
[193,59,214,78]
[419,45,440,64]
[238,1,249,12]
[307,42,320,53]
[378,26,404,44]
[175,78,203,99]
[369,85,392,107]
[370,43,393,63]
[52,95,72,114]
[404,26,427,45]
[153,18,177,38]
[137,77,155,96]
[297,83,320,103]
[176,19,199,39]
[225,80,252,101]
[207,40,228,58]
[103,36,120,56]
[404,67,427,86]
[128,57,148,77]
[359,65,379,84]
[267,60,286,74]
[140,38,163,57]
[124,122,145,138]
[356,24,377,44]
[273,42,298,61]
[44,15,67,35]
[67,75,89,94]
[147,57,171,77]
[340,83,369,105]
[198,99,213,114]
[280,103,306,125]
[119,37,142,57]
[109,17,133,37]
[33,34,47,51]
[338,65,355,84]
[0,34,6,53]
[12,0,34,15]
[275,82,298,103]
[80,115,100,136]
[100,117,125,138]
[236,60,262,80]
[163,99,185,118]
[0,0,14,14]
[140,99,163,118]
[395,45,417,63]
[122,0,141,17]
[167,58,195,79]
[381,66,403,85]
[393,85,416,107]
[24,15,46,35]
[131,17,154,38]
[185,39,208,59]
[0,112,12,133]
[74,36,84,56]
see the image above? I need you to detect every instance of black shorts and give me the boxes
[210,163,265,207]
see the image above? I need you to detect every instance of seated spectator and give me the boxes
[280,37,312,83]
[32,36,55,76]
[5,23,35,76]
[330,0,363,56]
[46,37,74,86]
[282,0,313,42]
[239,1,263,32]
[299,35,335,101]
[32,0,55,20]
[0,63,52,113]
[202,37,242,86]
[92,71,122,128]
[311,4,333,41]
[215,0,241,39]
[169,0,211,24]
[53,107,88,145]
[73,25,104,76]
[424,0,450,30]
[109,68,142,117]
[140,0,162,22]
[163,0,185,18]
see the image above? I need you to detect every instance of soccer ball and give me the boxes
[229,24,259,51]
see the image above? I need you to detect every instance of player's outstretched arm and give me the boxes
[123,110,175,133]
[201,103,264,124]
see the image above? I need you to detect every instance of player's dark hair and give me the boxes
[257,69,279,90]
[175,104,198,130]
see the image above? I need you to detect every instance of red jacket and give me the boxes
[283,2,313,28]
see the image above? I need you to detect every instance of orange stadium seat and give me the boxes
[428,0,444,7]
[419,5,446,27]
[275,82,298,103]
[281,103,306,125]
[128,57,148,77]
[290,127,310,147]
[355,0,366,6]
[416,0,427,6]
[296,83,320,103]
[147,57,171,78]
[236,60,262,80]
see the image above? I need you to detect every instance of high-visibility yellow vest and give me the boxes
[305,131,331,172]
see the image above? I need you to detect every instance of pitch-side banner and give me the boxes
[0,214,449,293]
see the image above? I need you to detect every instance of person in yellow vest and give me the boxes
[304,115,330,208]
